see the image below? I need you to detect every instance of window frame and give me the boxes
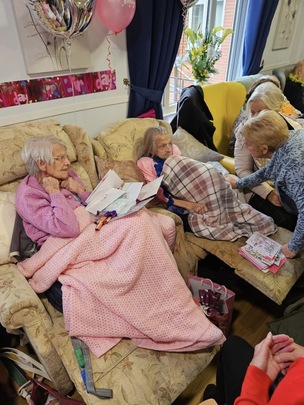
[163,0,248,116]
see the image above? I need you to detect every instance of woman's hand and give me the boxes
[274,341,304,374]
[172,198,208,214]
[271,334,294,354]
[42,177,60,194]
[267,190,282,207]
[61,177,86,195]
[249,332,283,382]
[187,202,208,214]
[281,244,297,259]
[225,175,238,189]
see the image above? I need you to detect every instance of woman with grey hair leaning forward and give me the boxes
[234,82,301,231]
[228,109,304,259]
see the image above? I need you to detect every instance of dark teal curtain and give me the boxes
[126,0,184,118]
[242,0,279,75]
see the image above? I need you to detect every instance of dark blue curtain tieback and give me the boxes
[130,85,163,103]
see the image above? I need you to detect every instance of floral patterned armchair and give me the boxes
[0,118,219,405]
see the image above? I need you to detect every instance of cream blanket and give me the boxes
[162,155,276,241]
[18,207,225,357]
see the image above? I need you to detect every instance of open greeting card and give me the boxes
[85,170,163,219]
[238,232,286,274]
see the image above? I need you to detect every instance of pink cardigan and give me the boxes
[16,170,90,246]
[137,145,181,202]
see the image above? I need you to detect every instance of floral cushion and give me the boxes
[173,127,224,162]
[0,192,16,265]
[70,162,93,192]
[97,118,168,161]
[95,156,145,183]
[91,138,107,158]
[0,120,77,186]
[63,124,99,189]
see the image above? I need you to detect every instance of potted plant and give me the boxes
[184,25,233,84]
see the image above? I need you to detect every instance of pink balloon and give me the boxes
[96,0,136,35]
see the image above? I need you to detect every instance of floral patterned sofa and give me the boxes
[0,118,220,405]
[1,116,303,404]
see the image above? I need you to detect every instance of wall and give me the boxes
[1,0,304,137]
[262,0,304,73]
[0,1,130,137]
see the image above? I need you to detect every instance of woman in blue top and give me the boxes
[228,109,304,258]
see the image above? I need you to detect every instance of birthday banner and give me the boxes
[0,70,117,108]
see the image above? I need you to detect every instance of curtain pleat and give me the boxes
[242,0,279,76]
[126,0,184,118]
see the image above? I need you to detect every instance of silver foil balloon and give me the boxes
[26,0,95,39]
[180,0,199,8]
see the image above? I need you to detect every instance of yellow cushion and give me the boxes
[202,82,246,155]
[220,155,235,174]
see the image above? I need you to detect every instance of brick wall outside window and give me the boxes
[168,0,236,105]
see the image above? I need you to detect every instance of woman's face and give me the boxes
[45,143,70,180]
[244,139,265,158]
[154,134,173,160]
[249,99,268,117]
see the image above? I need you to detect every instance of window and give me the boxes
[164,0,238,114]
[189,0,209,31]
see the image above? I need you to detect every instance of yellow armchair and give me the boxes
[202,82,246,173]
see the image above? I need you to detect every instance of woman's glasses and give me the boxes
[53,154,69,163]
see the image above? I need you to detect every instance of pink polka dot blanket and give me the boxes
[18,207,225,357]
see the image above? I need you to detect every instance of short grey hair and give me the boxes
[243,110,289,152]
[246,82,285,114]
[21,135,67,176]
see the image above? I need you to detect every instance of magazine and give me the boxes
[85,169,163,218]
[238,232,286,274]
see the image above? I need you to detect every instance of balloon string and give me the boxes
[106,34,113,71]
[66,39,77,125]
[180,6,189,67]
[26,2,55,69]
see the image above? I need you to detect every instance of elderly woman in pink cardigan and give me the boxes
[16,134,226,358]
[137,126,208,217]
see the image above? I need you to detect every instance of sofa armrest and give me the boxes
[220,155,235,174]
[0,263,73,394]
[0,264,49,329]
[149,207,204,279]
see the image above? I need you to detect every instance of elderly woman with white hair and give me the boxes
[234,82,301,230]
[229,109,304,259]
[15,134,228,357]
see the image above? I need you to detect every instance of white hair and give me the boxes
[246,82,285,114]
[21,135,67,175]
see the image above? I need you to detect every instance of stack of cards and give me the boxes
[238,232,286,274]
